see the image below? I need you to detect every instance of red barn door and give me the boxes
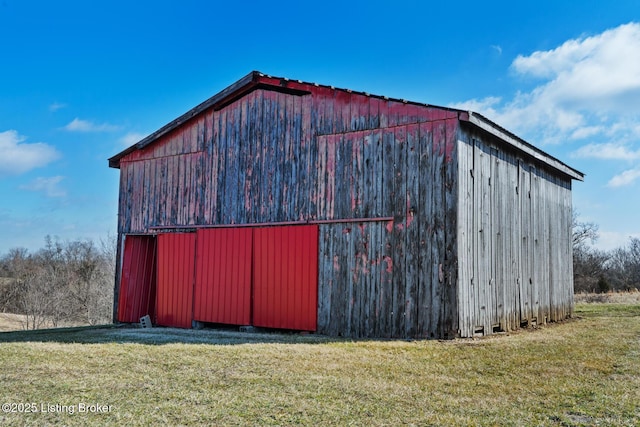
[117,235,157,323]
[156,232,196,328]
[194,228,252,325]
[253,225,318,331]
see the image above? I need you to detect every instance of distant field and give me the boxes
[574,290,640,304]
[0,313,25,332]
[0,303,639,426]
[0,313,87,332]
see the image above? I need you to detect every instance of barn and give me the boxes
[108,71,584,339]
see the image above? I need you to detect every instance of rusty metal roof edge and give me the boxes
[463,111,585,182]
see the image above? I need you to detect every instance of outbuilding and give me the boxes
[109,71,584,338]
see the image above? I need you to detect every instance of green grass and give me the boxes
[0,303,639,426]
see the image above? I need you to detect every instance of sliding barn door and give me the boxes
[253,225,318,331]
[194,228,253,325]
[156,232,196,328]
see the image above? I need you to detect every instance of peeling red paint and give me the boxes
[383,255,393,273]
[406,194,414,229]
[386,220,394,233]
[360,253,370,275]
[326,135,336,218]
[357,222,366,235]
[333,255,340,271]
[445,118,457,163]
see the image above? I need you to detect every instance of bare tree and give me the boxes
[5,251,54,330]
[572,210,608,293]
[0,235,116,329]
[607,237,640,291]
[572,210,599,250]
[573,246,610,293]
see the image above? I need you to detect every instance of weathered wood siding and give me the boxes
[117,86,460,338]
[316,121,458,339]
[115,76,577,339]
[456,126,574,337]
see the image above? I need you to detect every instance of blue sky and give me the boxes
[1,0,639,253]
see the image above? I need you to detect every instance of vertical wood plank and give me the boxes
[434,123,444,337]
[417,122,433,336]
[392,125,407,337]
[442,118,458,337]
[404,123,420,337]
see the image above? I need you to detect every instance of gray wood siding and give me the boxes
[316,121,458,338]
[457,132,574,337]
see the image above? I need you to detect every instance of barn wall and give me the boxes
[116,85,461,338]
[316,121,459,339]
[456,128,574,337]
[117,88,460,232]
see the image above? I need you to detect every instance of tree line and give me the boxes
[0,235,115,329]
[573,213,640,293]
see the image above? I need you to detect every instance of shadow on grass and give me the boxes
[3,303,635,346]
[0,323,340,346]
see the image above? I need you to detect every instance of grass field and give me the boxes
[0,303,639,426]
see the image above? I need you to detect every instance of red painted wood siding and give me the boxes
[117,235,156,323]
[194,228,252,325]
[117,87,460,234]
[156,233,196,328]
[253,225,318,331]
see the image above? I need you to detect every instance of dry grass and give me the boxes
[574,290,640,304]
[0,303,639,426]
[0,313,26,332]
[0,313,88,332]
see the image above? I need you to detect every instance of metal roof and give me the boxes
[108,70,584,181]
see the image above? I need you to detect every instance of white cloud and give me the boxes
[573,142,640,160]
[0,130,60,175]
[119,132,148,147]
[451,22,640,192]
[64,118,121,132]
[490,45,502,56]
[570,126,605,140]
[19,176,67,198]
[49,102,67,112]
[512,23,640,105]
[453,22,640,143]
[607,168,640,188]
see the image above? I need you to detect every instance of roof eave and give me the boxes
[108,70,262,168]
[462,111,585,182]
